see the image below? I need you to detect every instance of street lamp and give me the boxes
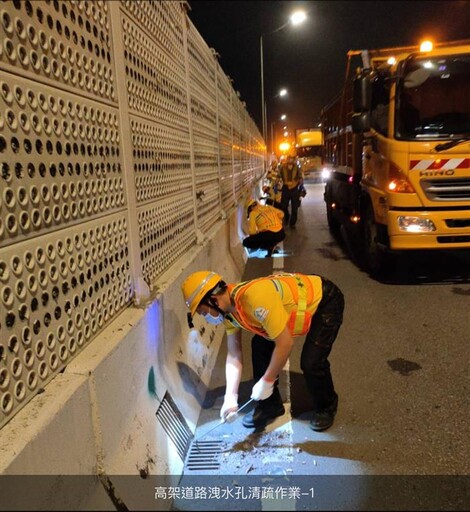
[260,10,307,144]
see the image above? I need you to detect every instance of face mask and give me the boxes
[204,312,224,325]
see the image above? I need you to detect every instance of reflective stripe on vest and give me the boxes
[230,273,314,337]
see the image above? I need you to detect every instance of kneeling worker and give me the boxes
[243,199,285,257]
[182,271,344,431]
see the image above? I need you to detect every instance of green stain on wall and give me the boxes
[147,366,158,398]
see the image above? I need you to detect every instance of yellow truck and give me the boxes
[295,128,324,181]
[322,39,470,275]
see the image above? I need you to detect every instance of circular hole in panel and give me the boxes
[68,337,76,354]
[32,319,41,335]
[23,348,34,367]
[42,206,52,226]
[14,381,26,401]
[17,186,28,206]
[15,280,26,300]
[30,209,39,228]
[26,370,37,390]
[62,204,70,220]
[38,361,48,379]
[49,353,58,371]
[0,368,10,389]
[0,261,9,282]
[59,345,68,361]
[40,184,50,202]
[38,269,47,288]
[29,50,41,71]
[35,247,45,265]
[57,325,65,343]
[27,23,37,46]
[18,303,29,321]
[2,286,13,307]
[4,38,17,63]
[11,357,23,377]
[17,44,29,66]
[43,312,51,327]
[52,186,60,203]
[35,340,45,358]
[10,255,22,276]
[49,265,59,283]
[8,335,19,354]
[1,392,13,414]
[4,187,15,208]
[27,274,37,293]
[29,185,39,205]
[56,240,65,257]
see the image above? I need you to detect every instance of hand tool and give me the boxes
[194,398,254,445]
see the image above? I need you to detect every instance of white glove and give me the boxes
[220,393,238,421]
[251,378,274,401]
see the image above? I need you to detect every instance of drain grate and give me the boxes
[155,391,193,460]
[185,439,224,471]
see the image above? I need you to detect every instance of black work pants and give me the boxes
[242,229,285,251]
[280,186,301,227]
[251,278,344,412]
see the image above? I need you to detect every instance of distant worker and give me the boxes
[279,155,304,228]
[182,271,344,431]
[262,167,283,210]
[243,198,285,257]
[262,182,283,211]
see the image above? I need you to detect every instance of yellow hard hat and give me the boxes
[244,197,257,212]
[181,271,224,316]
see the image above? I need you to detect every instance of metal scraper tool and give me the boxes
[194,398,254,446]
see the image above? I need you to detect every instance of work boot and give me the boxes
[265,247,274,258]
[309,396,338,432]
[242,400,285,428]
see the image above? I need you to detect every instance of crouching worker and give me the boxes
[181,271,344,431]
[243,199,285,257]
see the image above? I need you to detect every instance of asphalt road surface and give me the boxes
[179,181,470,511]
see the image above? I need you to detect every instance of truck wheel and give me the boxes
[361,201,389,277]
[326,201,340,235]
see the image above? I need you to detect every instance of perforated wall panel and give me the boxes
[0,0,264,429]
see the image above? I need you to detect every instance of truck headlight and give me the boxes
[397,216,436,232]
[321,168,331,180]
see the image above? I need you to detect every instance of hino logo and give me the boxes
[419,169,455,177]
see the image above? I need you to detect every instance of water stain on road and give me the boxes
[387,358,422,376]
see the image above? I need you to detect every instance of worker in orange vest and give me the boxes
[182,271,344,431]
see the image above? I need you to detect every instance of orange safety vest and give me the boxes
[229,273,314,337]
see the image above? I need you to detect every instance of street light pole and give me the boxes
[270,113,287,156]
[259,10,306,153]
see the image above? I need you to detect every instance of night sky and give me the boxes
[187,0,470,136]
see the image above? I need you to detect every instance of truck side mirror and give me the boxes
[353,74,371,112]
[352,112,371,133]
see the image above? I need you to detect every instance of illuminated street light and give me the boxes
[290,10,307,25]
[280,114,287,121]
[260,10,307,144]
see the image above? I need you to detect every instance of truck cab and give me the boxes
[295,129,324,182]
[322,40,470,275]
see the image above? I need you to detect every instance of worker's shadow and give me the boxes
[176,361,253,408]
[177,362,313,413]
